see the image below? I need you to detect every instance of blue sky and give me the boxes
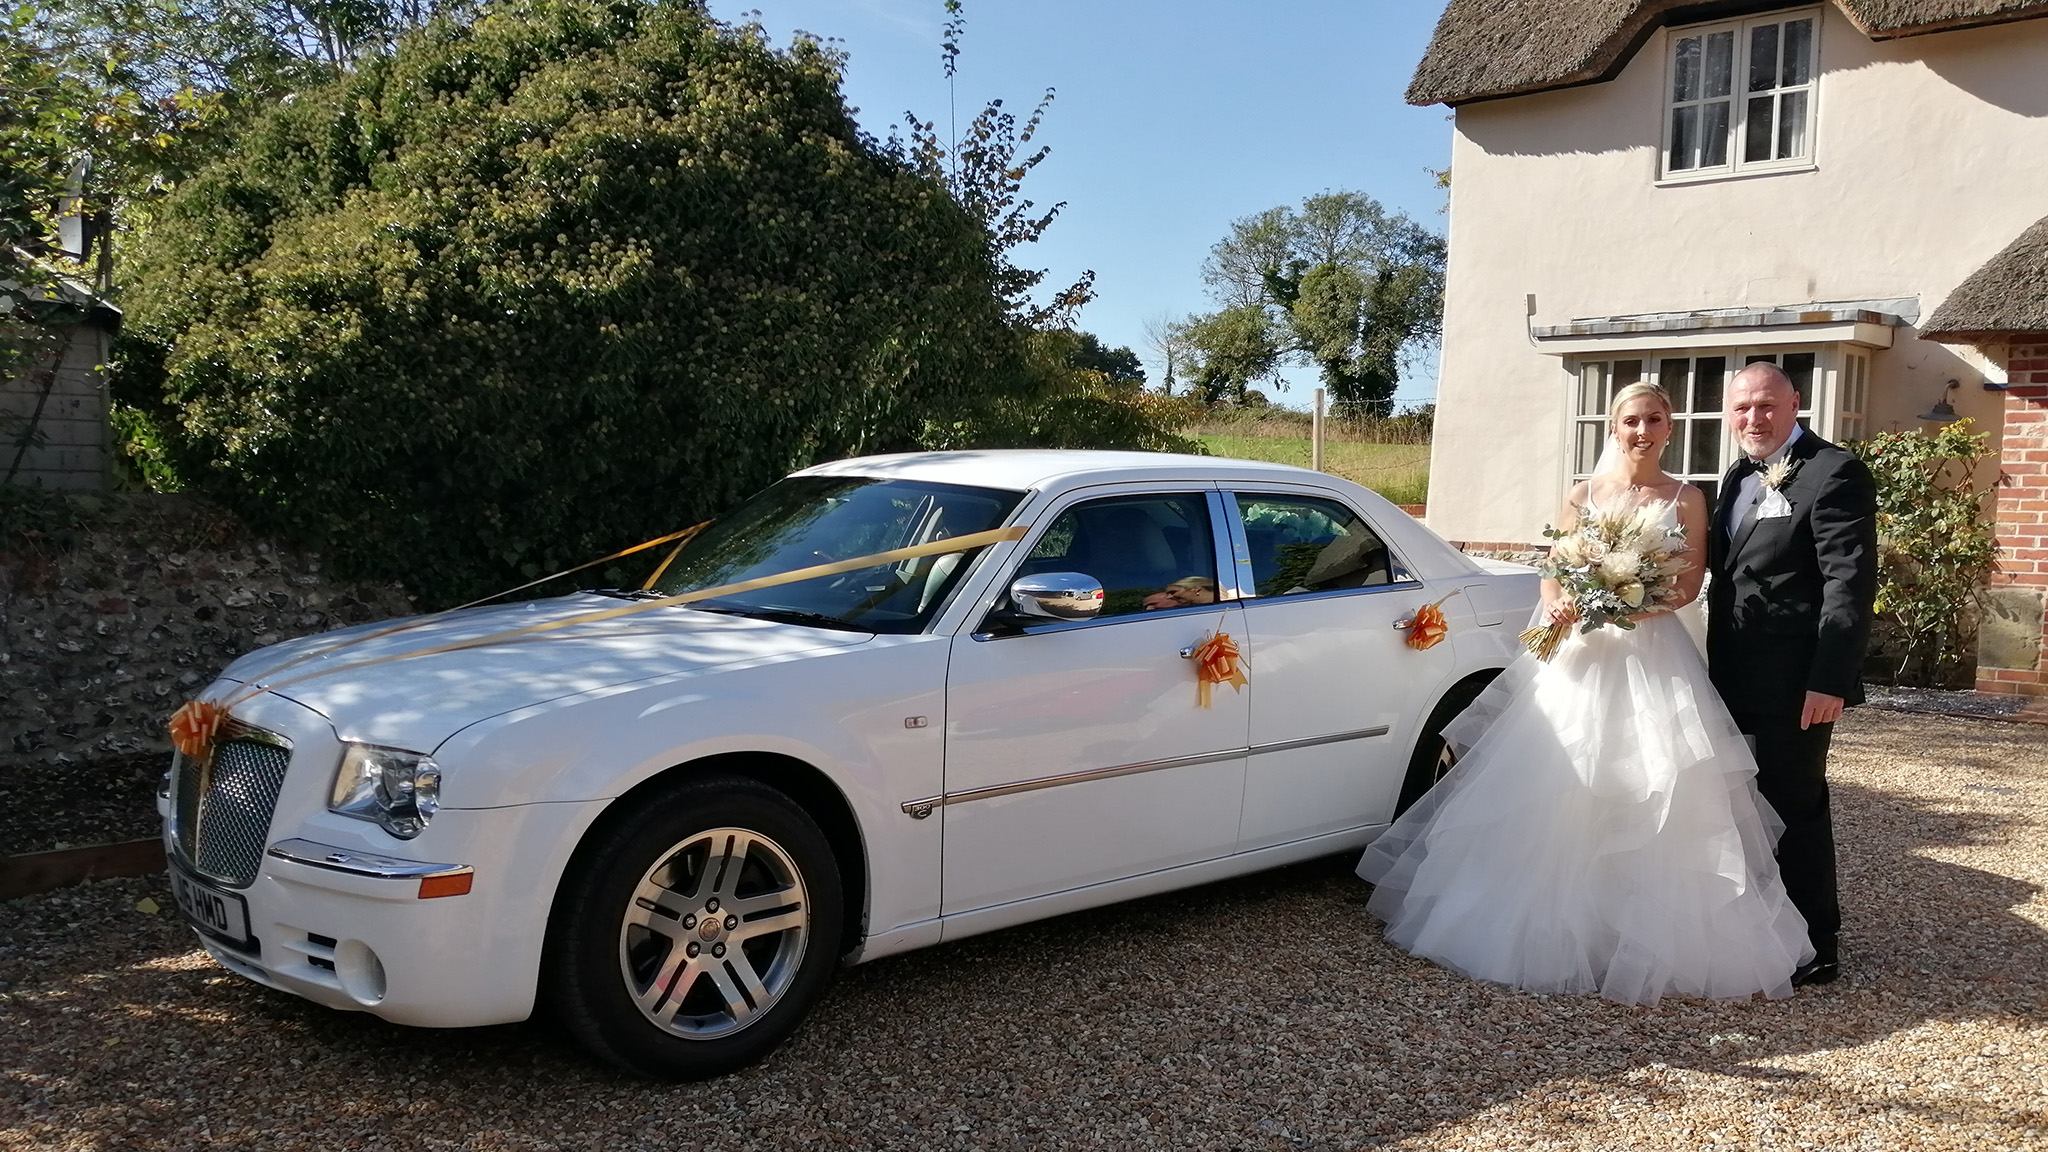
[702,0,1454,407]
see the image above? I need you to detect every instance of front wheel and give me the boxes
[545,775,844,1079]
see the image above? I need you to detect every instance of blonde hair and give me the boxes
[1609,381,1672,425]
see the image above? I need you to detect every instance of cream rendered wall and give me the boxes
[1429,4,2048,544]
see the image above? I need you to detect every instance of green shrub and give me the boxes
[1849,420,1999,687]
[115,0,1021,605]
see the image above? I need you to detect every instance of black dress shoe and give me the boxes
[1791,958,1839,987]
[1793,936,1839,987]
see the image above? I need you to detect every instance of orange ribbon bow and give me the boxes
[1403,591,1461,651]
[1191,631,1249,708]
[168,699,227,762]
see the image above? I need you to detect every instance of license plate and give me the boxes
[170,862,253,949]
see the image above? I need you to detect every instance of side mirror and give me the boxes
[1009,573,1104,621]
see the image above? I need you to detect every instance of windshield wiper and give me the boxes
[689,604,872,633]
[585,588,669,601]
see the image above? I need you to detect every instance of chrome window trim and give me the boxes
[267,837,472,881]
[1217,491,1257,601]
[901,724,1389,815]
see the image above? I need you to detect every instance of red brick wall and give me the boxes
[1980,338,2048,697]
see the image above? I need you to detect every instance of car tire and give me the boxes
[545,773,844,1080]
[1392,673,1495,818]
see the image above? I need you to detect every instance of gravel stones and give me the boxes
[1,708,2043,1149]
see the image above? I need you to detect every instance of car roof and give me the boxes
[796,449,1332,492]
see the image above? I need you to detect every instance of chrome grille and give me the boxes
[168,724,293,888]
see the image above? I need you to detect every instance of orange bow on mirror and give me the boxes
[1191,632,1248,708]
[168,699,226,762]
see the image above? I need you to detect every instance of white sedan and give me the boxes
[160,451,1538,1078]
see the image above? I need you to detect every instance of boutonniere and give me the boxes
[1759,457,1800,492]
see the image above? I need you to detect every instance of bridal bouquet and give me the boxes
[1519,500,1691,661]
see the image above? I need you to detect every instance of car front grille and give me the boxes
[169,723,294,888]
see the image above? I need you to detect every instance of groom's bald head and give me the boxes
[1728,363,1799,460]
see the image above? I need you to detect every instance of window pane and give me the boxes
[1615,360,1643,389]
[1745,354,1777,365]
[1749,23,1780,92]
[1022,493,1216,618]
[1661,358,1693,410]
[1696,478,1719,508]
[1690,417,1722,475]
[1236,494,1394,597]
[1745,95,1776,162]
[1701,100,1731,167]
[1705,32,1735,98]
[1673,35,1701,101]
[1784,351,1815,409]
[1777,89,1808,159]
[1577,421,1605,475]
[1782,19,1813,86]
[1670,105,1699,171]
[1579,362,1608,416]
[1695,356,1727,411]
[1661,428,1685,473]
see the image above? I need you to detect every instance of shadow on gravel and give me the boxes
[3,733,2044,1150]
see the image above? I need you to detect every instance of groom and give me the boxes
[1707,361,1878,988]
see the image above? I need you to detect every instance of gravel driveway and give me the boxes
[4,708,2044,1151]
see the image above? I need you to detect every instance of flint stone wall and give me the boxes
[1,493,414,770]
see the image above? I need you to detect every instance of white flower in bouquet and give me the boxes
[1616,581,1645,608]
[1549,534,1586,568]
[1599,549,1643,584]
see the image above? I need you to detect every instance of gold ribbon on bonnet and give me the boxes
[168,524,1031,762]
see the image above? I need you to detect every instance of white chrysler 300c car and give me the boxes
[161,451,1539,1077]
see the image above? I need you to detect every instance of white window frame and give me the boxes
[1659,7,1821,183]
[1564,345,1853,508]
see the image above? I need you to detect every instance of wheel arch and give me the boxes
[546,751,870,960]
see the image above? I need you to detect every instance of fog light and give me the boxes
[334,939,387,1006]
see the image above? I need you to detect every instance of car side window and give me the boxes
[1234,493,1397,598]
[1016,493,1218,618]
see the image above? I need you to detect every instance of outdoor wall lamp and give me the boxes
[1917,379,1961,423]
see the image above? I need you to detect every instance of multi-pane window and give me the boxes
[1666,10,1818,178]
[1571,351,1832,505]
[1573,357,1729,505]
[1837,352,1869,442]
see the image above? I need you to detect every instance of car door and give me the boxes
[1226,489,1455,850]
[939,486,1249,914]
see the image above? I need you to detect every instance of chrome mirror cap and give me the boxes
[1009,573,1104,621]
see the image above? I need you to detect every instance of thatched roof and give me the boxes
[1923,216,2048,341]
[1409,0,2048,106]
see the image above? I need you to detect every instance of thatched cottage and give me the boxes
[1412,0,2048,698]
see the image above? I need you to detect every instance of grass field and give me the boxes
[1196,433,1430,505]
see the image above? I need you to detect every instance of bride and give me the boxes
[1358,381,1813,1004]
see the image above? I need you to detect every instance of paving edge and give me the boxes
[1,839,165,899]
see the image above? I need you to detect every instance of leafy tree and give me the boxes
[1066,331,1143,385]
[1182,191,1443,416]
[923,328,1196,454]
[1849,420,1999,687]
[115,0,1024,604]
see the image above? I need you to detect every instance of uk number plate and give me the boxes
[169,861,253,949]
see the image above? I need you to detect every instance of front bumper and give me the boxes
[160,690,605,1028]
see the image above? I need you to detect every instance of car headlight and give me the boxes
[331,743,441,839]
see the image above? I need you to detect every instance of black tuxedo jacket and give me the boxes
[1705,430,1879,717]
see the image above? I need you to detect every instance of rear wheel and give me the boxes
[1393,673,1495,817]
[546,774,843,1079]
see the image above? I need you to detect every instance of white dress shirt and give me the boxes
[1727,423,1804,535]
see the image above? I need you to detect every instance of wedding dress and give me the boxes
[1357,497,1812,1004]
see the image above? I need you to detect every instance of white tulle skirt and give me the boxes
[1357,612,1813,1004]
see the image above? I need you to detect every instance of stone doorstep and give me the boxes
[0,838,165,899]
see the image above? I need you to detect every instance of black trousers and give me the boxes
[1730,709,1840,948]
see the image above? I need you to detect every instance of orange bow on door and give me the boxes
[1190,632,1249,708]
[1403,590,1462,651]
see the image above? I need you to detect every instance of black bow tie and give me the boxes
[1730,457,1762,479]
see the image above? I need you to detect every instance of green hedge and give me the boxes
[116,0,1022,605]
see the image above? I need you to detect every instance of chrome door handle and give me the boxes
[1179,644,1197,658]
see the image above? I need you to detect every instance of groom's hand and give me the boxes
[1801,691,1845,730]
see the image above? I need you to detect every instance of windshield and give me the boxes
[648,476,1026,634]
